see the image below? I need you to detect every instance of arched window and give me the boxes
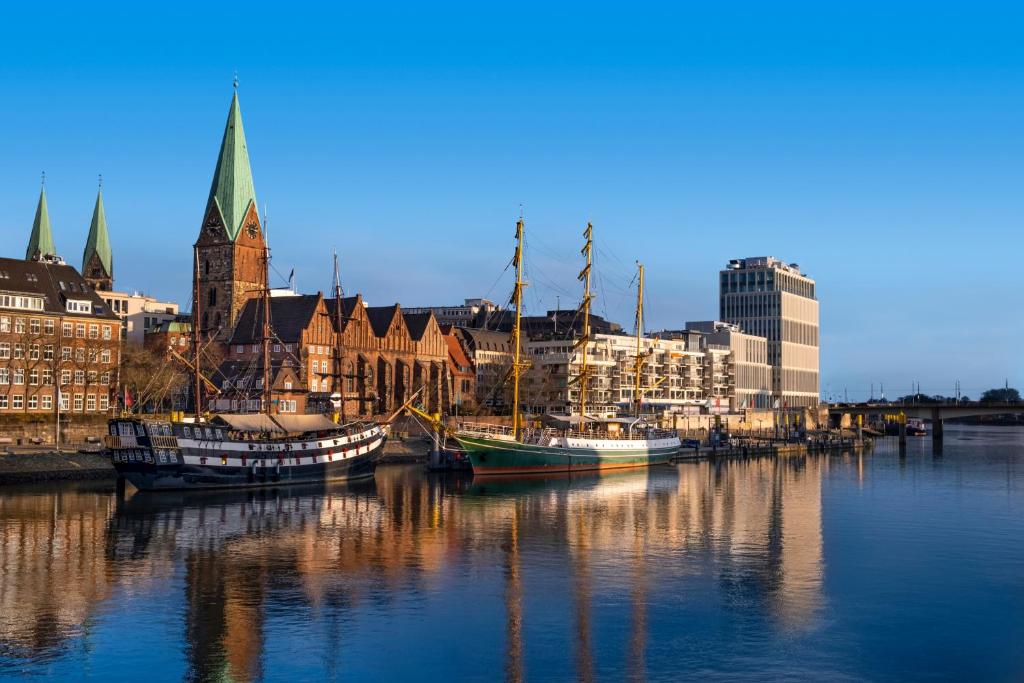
[346,362,355,392]
[208,287,217,306]
[204,260,209,276]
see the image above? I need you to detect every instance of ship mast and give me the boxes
[510,218,527,439]
[575,222,594,429]
[261,239,272,415]
[633,261,645,416]
[333,251,346,424]
[192,246,203,421]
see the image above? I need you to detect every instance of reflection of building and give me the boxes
[0,489,115,657]
[720,257,819,407]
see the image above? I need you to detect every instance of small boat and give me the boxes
[453,219,680,475]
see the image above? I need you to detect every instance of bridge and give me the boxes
[828,402,1023,441]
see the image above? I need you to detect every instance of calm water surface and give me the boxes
[1,425,1022,682]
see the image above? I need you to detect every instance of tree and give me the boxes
[120,345,188,413]
[980,387,1020,403]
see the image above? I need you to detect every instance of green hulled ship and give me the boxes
[454,218,680,475]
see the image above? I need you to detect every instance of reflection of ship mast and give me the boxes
[572,507,594,683]
[504,501,523,683]
[628,517,647,683]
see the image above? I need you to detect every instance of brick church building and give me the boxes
[194,88,450,417]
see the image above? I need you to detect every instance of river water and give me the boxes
[1,425,1022,682]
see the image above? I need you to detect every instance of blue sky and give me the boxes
[1,1,1022,400]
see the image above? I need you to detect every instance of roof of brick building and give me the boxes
[0,256,117,320]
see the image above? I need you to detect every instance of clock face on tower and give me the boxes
[246,222,258,239]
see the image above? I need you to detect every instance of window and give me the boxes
[13,370,23,385]
[87,371,97,383]
[29,369,38,385]
[88,349,97,363]
[310,379,318,391]
[12,395,23,409]
[43,345,53,360]
[273,343,281,353]
[0,369,8,385]
[76,323,85,338]
[208,287,217,306]
[66,300,92,314]
[0,317,8,332]
[73,394,83,411]
[235,345,243,354]
[100,372,110,384]
[101,349,111,364]
[0,395,7,409]
[28,395,37,409]
[62,322,72,337]
[86,395,96,411]
[42,369,52,385]
[101,325,111,340]
[44,319,54,335]
[60,393,69,410]
[29,344,39,360]
[0,343,8,359]
[61,370,71,385]
[62,346,71,361]
[29,319,40,334]
[88,324,98,339]
[13,344,22,360]
[284,380,293,390]
[14,318,25,333]
[75,370,84,385]
[41,394,52,410]
[99,395,108,411]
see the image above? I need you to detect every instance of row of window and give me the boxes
[0,393,109,411]
[0,317,113,340]
[0,344,113,363]
[0,368,112,386]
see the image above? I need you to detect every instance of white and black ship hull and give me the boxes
[106,418,388,491]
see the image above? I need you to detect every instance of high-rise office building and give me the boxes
[719,257,819,407]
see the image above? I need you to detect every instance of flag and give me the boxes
[288,269,295,289]
[124,386,134,409]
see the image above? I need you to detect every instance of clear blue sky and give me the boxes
[1,1,1022,400]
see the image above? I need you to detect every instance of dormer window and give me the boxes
[66,300,92,314]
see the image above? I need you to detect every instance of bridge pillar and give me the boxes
[898,416,907,448]
[931,408,943,443]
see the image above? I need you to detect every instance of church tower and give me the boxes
[194,87,267,340]
[26,186,57,261]
[82,185,113,291]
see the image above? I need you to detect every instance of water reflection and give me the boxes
[1,454,834,680]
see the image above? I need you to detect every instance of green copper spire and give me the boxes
[83,187,113,279]
[26,186,56,260]
[206,90,258,241]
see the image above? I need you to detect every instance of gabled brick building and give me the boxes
[192,88,451,417]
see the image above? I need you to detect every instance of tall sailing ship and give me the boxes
[105,246,390,491]
[454,219,681,475]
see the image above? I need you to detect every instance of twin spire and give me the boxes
[24,179,112,287]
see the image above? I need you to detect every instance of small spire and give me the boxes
[98,173,103,190]
[41,170,45,187]
[233,71,239,90]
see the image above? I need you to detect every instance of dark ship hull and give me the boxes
[106,417,388,491]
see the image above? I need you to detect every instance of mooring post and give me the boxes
[898,412,907,448]
[931,408,943,443]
